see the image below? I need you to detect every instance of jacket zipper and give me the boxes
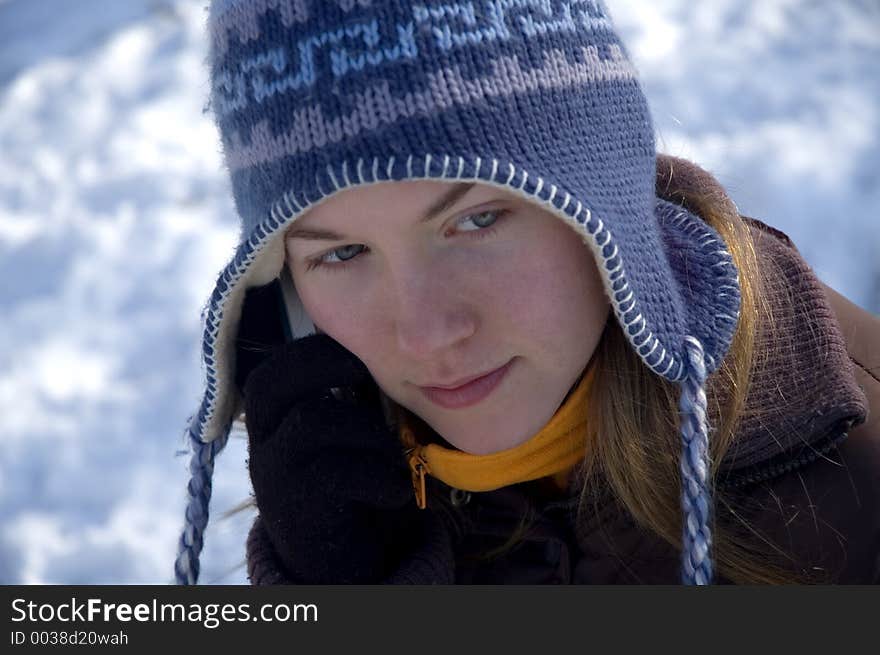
[405,446,430,509]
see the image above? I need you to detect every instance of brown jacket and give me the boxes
[246,156,880,584]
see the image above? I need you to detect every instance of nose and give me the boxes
[389,260,478,360]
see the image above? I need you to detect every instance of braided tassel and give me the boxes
[174,427,229,585]
[678,336,714,585]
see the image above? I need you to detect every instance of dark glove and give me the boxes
[243,333,428,584]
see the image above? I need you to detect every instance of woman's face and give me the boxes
[285,180,610,454]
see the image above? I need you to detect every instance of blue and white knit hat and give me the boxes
[176,0,741,585]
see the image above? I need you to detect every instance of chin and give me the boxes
[442,424,531,455]
[392,391,534,454]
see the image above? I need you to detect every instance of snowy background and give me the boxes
[1,0,877,585]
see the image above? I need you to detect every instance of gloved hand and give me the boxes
[243,333,428,584]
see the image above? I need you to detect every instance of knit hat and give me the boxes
[176,0,741,585]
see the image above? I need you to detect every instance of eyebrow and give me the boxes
[285,182,477,241]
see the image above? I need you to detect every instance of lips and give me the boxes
[418,358,514,410]
[422,366,505,390]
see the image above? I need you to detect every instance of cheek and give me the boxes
[496,230,608,363]
[500,236,604,325]
[292,269,391,370]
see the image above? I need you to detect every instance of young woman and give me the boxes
[175,0,879,585]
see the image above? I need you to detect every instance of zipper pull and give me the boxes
[405,447,429,509]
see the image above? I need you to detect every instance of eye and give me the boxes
[454,209,504,234]
[304,243,366,272]
[304,208,509,273]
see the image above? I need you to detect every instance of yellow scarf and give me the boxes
[398,362,595,508]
